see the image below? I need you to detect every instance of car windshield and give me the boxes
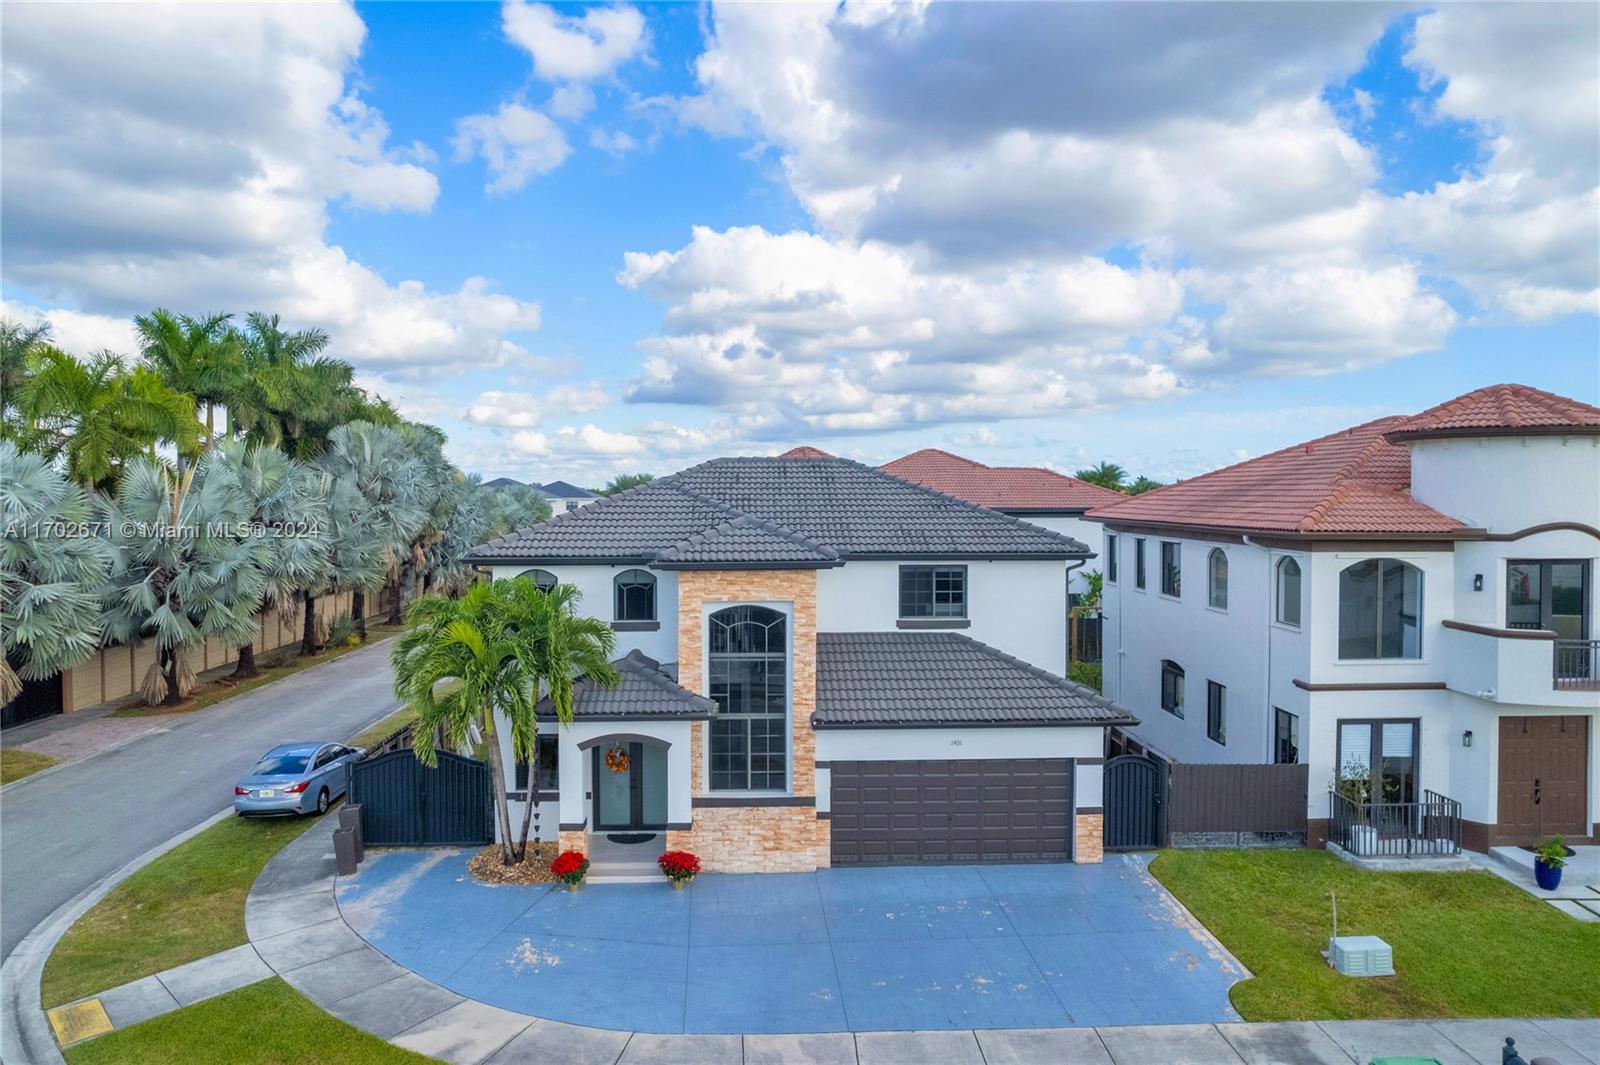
[250,753,309,776]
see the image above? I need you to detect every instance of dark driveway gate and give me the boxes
[1104,755,1165,850]
[350,749,493,846]
[829,758,1073,865]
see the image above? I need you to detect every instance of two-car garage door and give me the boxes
[828,758,1073,865]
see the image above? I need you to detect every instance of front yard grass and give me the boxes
[62,978,431,1065]
[1150,849,1600,1021]
[42,814,322,1007]
[0,747,56,784]
[349,704,416,750]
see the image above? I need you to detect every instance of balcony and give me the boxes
[1329,789,1462,859]
[1441,620,1600,707]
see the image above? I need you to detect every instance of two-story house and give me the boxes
[464,456,1135,872]
[537,480,601,512]
[1087,384,1600,852]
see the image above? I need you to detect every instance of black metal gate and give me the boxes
[1104,754,1165,850]
[2,670,62,730]
[350,749,493,846]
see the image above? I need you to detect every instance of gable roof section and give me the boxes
[1087,415,1467,538]
[813,631,1136,729]
[778,445,834,458]
[535,649,715,720]
[882,448,1126,512]
[540,480,594,498]
[1384,383,1600,442]
[467,456,1091,565]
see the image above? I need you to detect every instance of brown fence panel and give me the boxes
[1167,762,1308,847]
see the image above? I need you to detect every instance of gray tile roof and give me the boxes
[467,457,1090,566]
[539,480,594,498]
[535,649,715,720]
[813,631,1137,729]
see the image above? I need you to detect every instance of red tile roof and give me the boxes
[1385,383,1600,441]
[881,448,1127,512]
[778,445,834,458]
[1086,416,1467,537]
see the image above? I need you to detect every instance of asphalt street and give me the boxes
[0,638,400,960]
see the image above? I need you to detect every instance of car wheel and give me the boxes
[317,788,330,815]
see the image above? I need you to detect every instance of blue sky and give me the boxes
[3,2,1596,486]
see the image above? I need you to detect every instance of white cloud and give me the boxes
[0,1,542,375]
[0,300,138,355]
[548,83,597,120]
[589,128,640,157]
[467,382,614,428]
[453,102,573,195]
[501,2,648,82]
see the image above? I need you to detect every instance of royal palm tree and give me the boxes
[1073,461,1128,492]
[235,313,353,458]
[100,455,271,705]
[20,347,200,490]
[391,579,617,865]
[0,442,115,703]
[135,309,245,448]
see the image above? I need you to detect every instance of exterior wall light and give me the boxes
[1473,574,1484,591]
[1462,730,1473,748]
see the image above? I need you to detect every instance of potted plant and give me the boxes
[1533,835,1568,891]
[550,849,590,892]
[657,850,702,891]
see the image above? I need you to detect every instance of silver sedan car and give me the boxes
[233,741,363,817]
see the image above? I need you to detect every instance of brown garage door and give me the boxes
[828,758,1073,865]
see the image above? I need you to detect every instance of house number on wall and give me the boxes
[950,739,963,746]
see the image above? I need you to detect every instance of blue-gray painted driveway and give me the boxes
[335,851,1245,1035]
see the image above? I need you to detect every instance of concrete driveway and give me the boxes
[336,851,1245,1035]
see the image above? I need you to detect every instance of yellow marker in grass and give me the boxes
[46,999,113,1046]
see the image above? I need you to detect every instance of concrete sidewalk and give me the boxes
[228,819,1599,1065]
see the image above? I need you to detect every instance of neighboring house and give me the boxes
[880,448,1127,597]
[464,456,1136,871]
[538,479,600,512]
[1087,384,1600,851]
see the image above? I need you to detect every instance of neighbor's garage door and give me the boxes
[829,758,1072,865]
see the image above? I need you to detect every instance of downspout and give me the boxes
[1243,535,1273,763]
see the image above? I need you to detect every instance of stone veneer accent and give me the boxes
[1074,813,1104,864]
[673,569,828,871]
[558,829,587,856]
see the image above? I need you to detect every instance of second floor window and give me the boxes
[519,568,558,593]
[1206,680,1226,744]
[1507,559,1589,638]
[709,605,788,791]
[1135,538,1147,589]
[900,565,967,618]
[1276,557,1302,627]
[1338,558,1422,659]
[1106,533,1118,583]
[1207,548,1228,609]
[1160,659,1185,717]
[1161,541,1181,598]
[613,568,657,621]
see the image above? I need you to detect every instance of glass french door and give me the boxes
[593,743,668,830]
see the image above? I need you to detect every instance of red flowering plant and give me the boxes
[549,850,590,887]
[657,850,702,885]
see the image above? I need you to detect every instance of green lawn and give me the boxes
[349,705,416,750]
[42,814,323,1007]
[1150,849,1600,1021]
[62,978,432,1065]
[0,747,56,784]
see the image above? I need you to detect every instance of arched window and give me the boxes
[1207,549,1228,609]
[518,568,558,593]
[708,606,787,791]
[613,569,656,622]
[1276,557,1302,627]
[1339,558,1422,659]
[1160,659,1185,717]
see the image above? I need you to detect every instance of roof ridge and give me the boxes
[653,510,839,562]
[851,455,1091,551]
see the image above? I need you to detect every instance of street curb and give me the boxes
[0,636,397,798]
[0,698,404,1064]
[0,807,234,1065]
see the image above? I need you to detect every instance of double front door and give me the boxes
[1498,716,1590,842]
[593,742,669,831]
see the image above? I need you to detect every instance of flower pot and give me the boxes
[671,878,689,891]
[567,879,584,893]
[1534,859,1563,891]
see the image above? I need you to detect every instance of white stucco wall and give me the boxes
[1408,435,1600,533]
[489,563,679,663]
[1100,530,1310,765]
[815,559,1068,675]
[1008,513,1101,595]
[813,725,1104,813]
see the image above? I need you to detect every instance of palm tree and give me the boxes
[1,318,51,439]
[100,455,271,705]
[300,473,388,656]
[479,482,552,540]
[511,581,618,860]
[209,441,332,677]
[598,472,654,496]
[390,572,614,863]
[21,347,200,490]
[1127,475,1165,495]
[234,313,360,459]
[135,309,245,448]
[1073,461,1128,491]
[0,442,115,703]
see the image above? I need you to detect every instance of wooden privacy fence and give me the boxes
[1165,762,1309,848]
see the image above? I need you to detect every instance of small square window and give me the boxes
[899,565,967,618]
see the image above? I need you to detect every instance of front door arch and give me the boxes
[589,736,670,831]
